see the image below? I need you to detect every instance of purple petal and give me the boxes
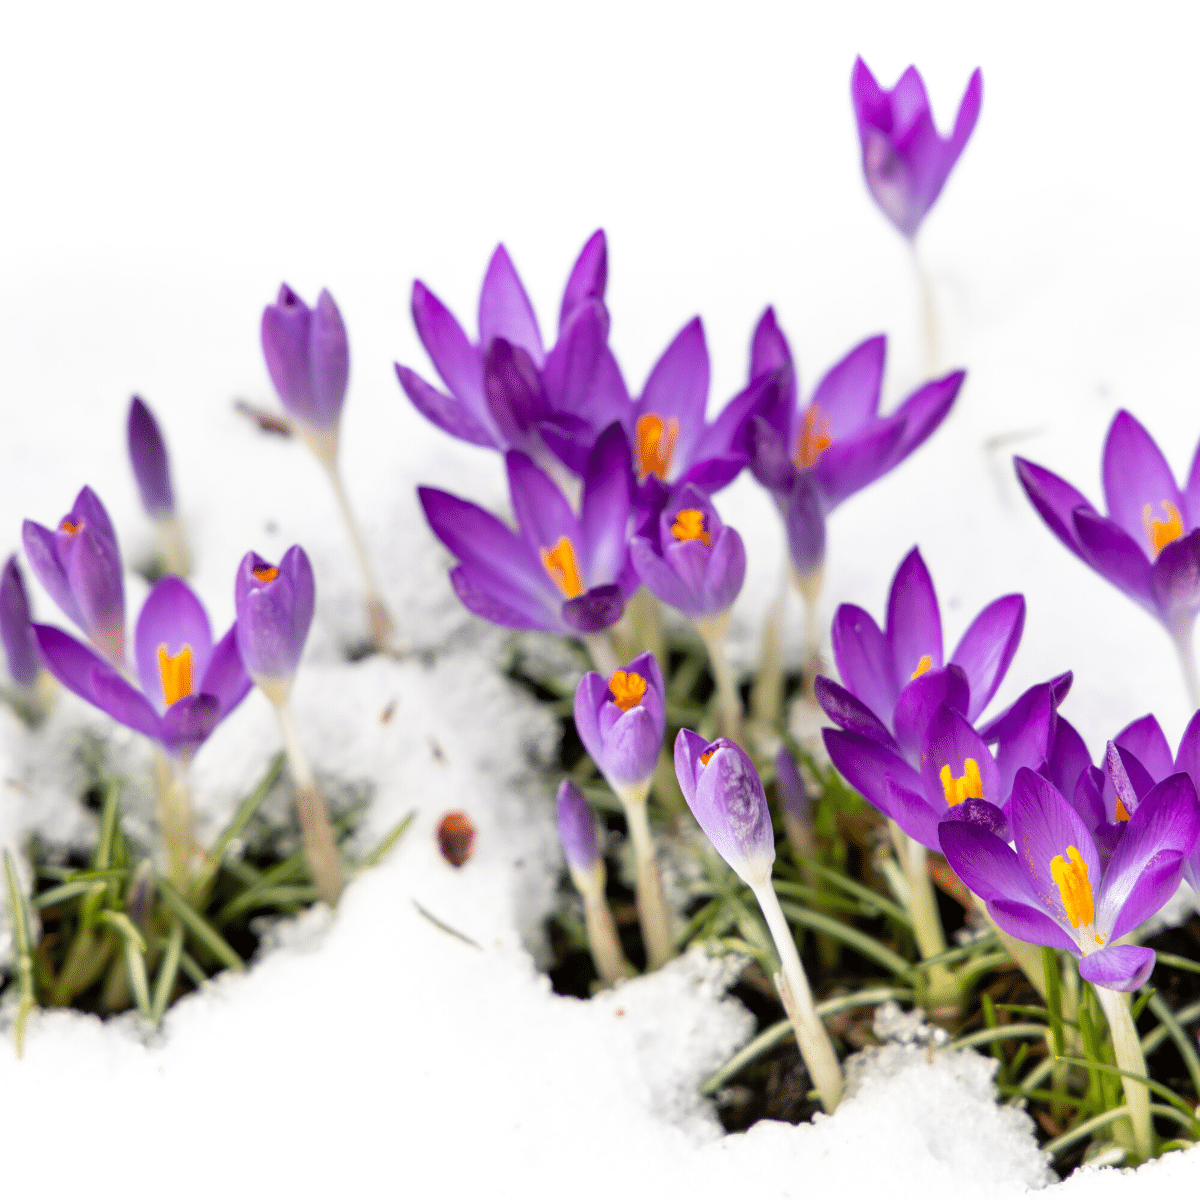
[478,244,544,366]
[1106,741,1145,820]
[700,526,746,616]
[561,585,625,633]
[507,450,581,565]
[1101,410,1184,552]
[578,424,632,589]
[449,563,554,632]
[127,397,174,517]
[89,665,162,740]
[260,286,313,420]
[806,336,885,441]
[884,372,963,469]
[22,520,82,629]
[1044,716,1093,804]
[685,736,775,883]
[920,703,1001,810]
[784,473,826,576]
[674,727,709,808]
[775,746,809,825]
[748,414,795,493]
[1013,457,1096,559]
[32,624,109,709]
[939,819,1043,906]
[63,524,125,662]
[749,307,794,388]
[1174,709,1200,793]
[411,280,485,411]
[558,230,607,333]
[1077,944,1155,992]
[160,693,221,753]
[951,594,1025,722]
[1149,529,1200,624]
[879,778,944,850]
[629,537,694,616]
[636,318,711,474]
[395,364,498,449]
[988,898,1079,952]
[893,666,969,764]
[135,577,214,712]
[541,299,609,416]
[886,547,943,685]
[199,625,251,720]
[1072,509,1156,613]
[308,290,349,429]
[812,419,906,511]
[557,780,599,873]
[0,557,40,687]
[992,684,1055,799]
[813,675,901,752]
[483,339,549,446]
[822,728,924,814]
[594,704,660,787]
[941,798,1009,840]
[831,603,898,730]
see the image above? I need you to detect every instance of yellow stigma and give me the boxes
[635,412,679,483]
[157,643,194,707]
[59,519,81,535]
[607,670,647,711]
[910,654,933,681]
[939,758,983,807]
[794,404,833,471]
[1115,795,1131,821]
[540,536,585,599]
[253,564,279,583]
[671,508,711,546]
[1143,500,1183,558]
[1050,845,1095,929]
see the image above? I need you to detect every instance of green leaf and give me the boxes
[96,911,146,955]
[151,920,185,1025]
[3,850,36,1058]
[777,899,911,977]
[1041,1106,1132,1159]
[1152,951,1200,975]
[944,1023,1050,1053]
[1144,992,1200,1104]
[1042,946,1065,1057]
[359,809,417,868]
[155,876,244,973]
[787,858,914,930]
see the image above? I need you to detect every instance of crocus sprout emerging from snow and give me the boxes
[555,780,628,985]
[420,423,636,644]
[850,58,983,241]
[630,484,746,738]
[1016,411,1200,708]
[941,765,1200,1159]
[23,486,126,669]
[127,395,190,576]
[675,731,843,1111]
[34,577,252,885]
[261,284,397,655]
[235,546,342,906]
[574,652,671,968]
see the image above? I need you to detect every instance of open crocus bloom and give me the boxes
[743,312,963,575]
[397,231,627,473]
[419,422,636,635]
[33,577,250,757]
[574,651,666,788]
[1016,411,1200,640]
[850,58,983,239]
[818,547,1025,762]
[824,693,1057,852]
[941,766,1200,991]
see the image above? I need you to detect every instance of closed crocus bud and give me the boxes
[0,556,40,688]
[675,730,775,887]
[127,396,175,518]
[573,651,666,790]
[234,545,315,705]
[261,285,349,456]
[556,779,600,877]
[22,487,126,668]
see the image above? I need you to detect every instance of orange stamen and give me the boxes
[1115,796,1131,822]
[699,749,716,766]
[910,654,933,681]
[59,519,81,535]
[635,413,679,483]
[540,537,585,599]
[157,644,194,707]
[253,565,279,583]
[607,670,647,711]
[1143,500,1183,558]
[1050,845,1094,929]
[794,404,833,471]
[939,758,983,807]
[671,508,711,546]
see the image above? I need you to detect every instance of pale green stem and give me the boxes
[789,564,824,675]
[152,747,195,890]
[614,779,672,969]
[569,861,630,986]
[750,586,785,726]
[275,698,344,906]
[1171,622,1200,712]
[1095,984,1153,1161]
[695,611,742,742]
[890,821,957,1012]
[626,587,666,667]
[582,632,620,678]
[912,241,939,376]
[974,894,1048,1001]
[752,879,844,1111]
[154,513,191,577]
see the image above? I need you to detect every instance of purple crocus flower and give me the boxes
[629,484,745,621]
[127,396,176,518]
[817,547,1025,763]
[0,556,40,688]
[419,422,636,636]
[233,545,315,705]
[261,285,350,447]
[396,231,626,474]
[745,311,964,575]
[33,577,250,757]
[574,651,666,789]
[824,686,1059,852]
[23,487,126,668]
[675,730,776,887]
[851,58,983,239]
[1016,411,1200,654]
[556,779,600,876]
[940,766,1200,991]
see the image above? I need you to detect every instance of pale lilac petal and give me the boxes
[395,364,498,449]
[951,594,1025,722]
[812,419,905,511]
[831,603,898,728]
[135,578,214,713]
[478,244,544,365]
[1077,944,1155,991]
[1102,410,1183,551]
[674,727,709,808]
[637,318,710,469]
[1014,457,1096,558]
[506,451,580,565]
[886,547,943,685]
[807,336,885,441]
[1115,715,1173,784]
[559,229,607,332]
[893,666,969,764]
[411,281,485,410]
[987,898,1078,953]
[813,675,901,752]
[1072,509,1156,612]
[920,704,1001,811]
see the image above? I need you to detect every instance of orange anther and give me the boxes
[1115,796,1131,822]
[910,654,933,681]
[253,565,279,583]
[157,644,194,707]
[939,758,983,807]
[1050,845,1094,929]
[540,536,585,599]
[699,749,716,766]
[59,519,81,535]
[794,404,833,471]
[636,412,679,483]
[671,508,711,546]
[1143,500,1184,558]
[607,670,647,711]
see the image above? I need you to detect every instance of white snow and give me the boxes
[1,1,1200,1196]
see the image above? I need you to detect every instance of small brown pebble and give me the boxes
[379,699,397,724]
[437,811,475,867]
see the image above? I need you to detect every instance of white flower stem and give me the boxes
[695,611,742,743]
[789,564,824,676]
[891,821,959,1013]
[973,894,1048,1001]
[912,241,939,377]
[154,513,191,578]
[614,779,673,970]
[570,862,630,986]
[1094,984,1153,1161]
[152,747,195,889]
[321,459,398,656]
[1171,622,1200,712]
[582,633,620,678]
[275,698,344,906]
[625,587,666,667]
[752,879,843,1111]
[750,585,786,726]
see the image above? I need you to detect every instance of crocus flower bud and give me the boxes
[556,779,600,877]
[127,396,175,518]
[22,487,126,667]
[233,545,315,705]
[0,556,40,688]
[261,285,349,456]
[675,730,775,887]
[573,651,666,789]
